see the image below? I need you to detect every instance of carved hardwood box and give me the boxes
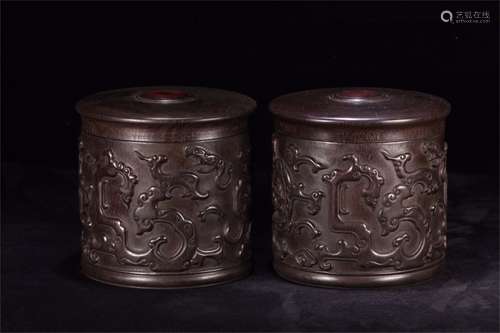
[270,88,450,287]
[77,87,255,288]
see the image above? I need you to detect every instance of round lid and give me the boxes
[77,86,256,124]
[270,87,450,126]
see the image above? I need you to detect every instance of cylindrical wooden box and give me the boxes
[77,87,255,288]
[270,88,450,287]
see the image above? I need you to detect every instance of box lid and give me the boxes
[77,86,256,124]
[270,87,450,126]
[77,86,256,142]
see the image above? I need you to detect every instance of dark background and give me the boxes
[2,1,499,332]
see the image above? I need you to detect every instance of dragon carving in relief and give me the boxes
[272,138,448,272]
[79,141,250,272]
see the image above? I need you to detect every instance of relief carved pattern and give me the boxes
[272,136,333,270]
[79,140,251,273]
[185,145,233,190]
[272,138,325,232]
[272,137,447,273]
[135,151,208,201]
[232,147,252,259]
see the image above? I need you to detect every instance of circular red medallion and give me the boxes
[332,88,389,103]
[135,89,197,104]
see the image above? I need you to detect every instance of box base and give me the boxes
[273,260,444,288]
[82,262,252,289]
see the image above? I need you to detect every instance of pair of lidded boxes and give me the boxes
[77,86,450,288]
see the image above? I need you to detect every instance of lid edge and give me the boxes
[76,86,257,124]
[269,88,451,126]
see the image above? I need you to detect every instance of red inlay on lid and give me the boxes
[135,89,197,104]
[332,88,389,103]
